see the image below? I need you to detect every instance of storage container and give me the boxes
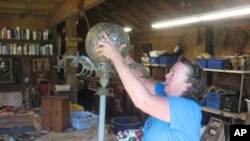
[159,56,178,65]
[221,95,237,113]
[196,58,208,68]
[149,57,160,64]
[207,59,227,69]
[197,98,206,106]
[111,116,140,134]
[206,92,221,110]
[70,111,98,130]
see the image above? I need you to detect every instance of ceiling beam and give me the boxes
[46,0,105,27]
[0,8,50,16]
[0,1,55,10]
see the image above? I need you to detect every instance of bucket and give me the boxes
[111,116,141,134]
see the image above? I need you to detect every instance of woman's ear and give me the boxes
[183,82,192,92]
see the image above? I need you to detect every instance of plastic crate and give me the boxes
[149,57,160,64]
[207,59,227,69]
[70,111,98,130]
[196,58,208,68]
[206,92,221,110]
[197,98,206,106]
[159,56,178,65]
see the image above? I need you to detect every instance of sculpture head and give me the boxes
[85,23,130,64]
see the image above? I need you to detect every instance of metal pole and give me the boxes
[97,69,110,141]
[98,94,106,141]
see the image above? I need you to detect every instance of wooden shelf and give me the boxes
[203,68,250,74]
[201,106,248,120]
[0,38,54,56]
[143,63,172,67]
[0,39,53,43]
[0,53,54,56]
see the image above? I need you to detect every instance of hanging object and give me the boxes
[173,44,183,56]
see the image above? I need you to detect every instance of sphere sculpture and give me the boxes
[85,23,130,141]
[85,22,130,64]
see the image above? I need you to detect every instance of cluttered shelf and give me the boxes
[201,106,248,120]
[199,67,250,125]
[203,68,250,113]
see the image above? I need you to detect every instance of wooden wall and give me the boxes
[131,22,250,59]
[0,14,48,30]
[130,27,205,60]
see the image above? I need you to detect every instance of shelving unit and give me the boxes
[0,39,54,56]
[0,34,55,86]
[201,106,247,124]
[203,69,250,112]
[202,68,250,123]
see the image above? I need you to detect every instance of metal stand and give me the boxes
[95,64,110,141]
[54,55,113,141]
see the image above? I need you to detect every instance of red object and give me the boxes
[135,130,143,138]
[2,25,7,39]
[40,83,48,95]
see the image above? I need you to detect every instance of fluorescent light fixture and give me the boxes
[124,27,132,32]
[152,5,250,29]
[152,16,199,28]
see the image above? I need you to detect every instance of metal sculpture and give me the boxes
[55,23,148,141]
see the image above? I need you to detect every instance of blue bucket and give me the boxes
[111,116,140,134]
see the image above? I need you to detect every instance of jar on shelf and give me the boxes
[231,56,239,70]
[1,25,7,39]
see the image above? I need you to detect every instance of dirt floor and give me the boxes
[0,126,117,141]
[34,127,117,141]
[0,109,117,141]
[0,107,117,141]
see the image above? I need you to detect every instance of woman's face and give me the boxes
[164,61,191,97]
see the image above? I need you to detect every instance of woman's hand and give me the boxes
[95,31,127,60]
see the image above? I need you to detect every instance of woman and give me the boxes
[95,32,207,141]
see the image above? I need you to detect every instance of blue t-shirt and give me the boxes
[143,82,202,141]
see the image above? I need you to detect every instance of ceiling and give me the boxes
[1,0,250,33]
[0,0,65,17]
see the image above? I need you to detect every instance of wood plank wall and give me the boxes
[131,22,250,59]
[0,14,48,30]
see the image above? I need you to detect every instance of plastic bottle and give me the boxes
[2,25,7,39]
